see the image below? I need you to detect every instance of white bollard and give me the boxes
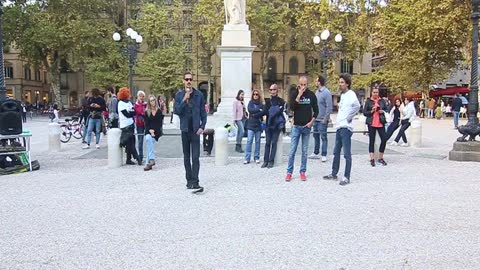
[173,114,180,129]
[409,119,422,147]
[274,132,284,166]
[215,127,229,166]
[108,128,123,168]
[354,115,367,133]
[48,123,61,152]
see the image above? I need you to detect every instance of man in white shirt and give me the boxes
[323,74,360,186]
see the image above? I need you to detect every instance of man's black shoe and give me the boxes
[126,160,135,165]
[190,185,204,193]
[323,174,338,180]
[267,162,274,168]
[261,162,269,168]
[339,177,351,186]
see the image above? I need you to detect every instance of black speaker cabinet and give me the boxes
[0,99,23,135]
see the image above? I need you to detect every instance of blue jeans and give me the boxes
[313,121,328,156]
[287,126,311,174]
[86,118,102,145]
[245,129,261,162]
[235,120,244,144]
[136,126,145,161]
[453,111,460,128]
[145,134,156,163]
[428,109,434,118]
[332,128,353,179]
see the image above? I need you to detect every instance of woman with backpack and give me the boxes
[244,89,265,164]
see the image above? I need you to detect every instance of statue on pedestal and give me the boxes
[224,0,246,25]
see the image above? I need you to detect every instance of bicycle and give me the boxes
[59,116,83,143]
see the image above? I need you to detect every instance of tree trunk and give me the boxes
[49,69,62,109]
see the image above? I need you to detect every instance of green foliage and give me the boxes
[137,43,185,95]
[376,0,470,92]
[84,43,129,89]
[248,0,290,90]
[3,0,120,106]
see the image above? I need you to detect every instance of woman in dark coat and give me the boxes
[244,89,265,164]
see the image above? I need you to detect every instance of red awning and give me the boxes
[429,87,470,98]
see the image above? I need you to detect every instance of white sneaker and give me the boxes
[82,145,90,149]
[255,160,260,164]
[308,153,320,159]
[243,160,249,164]
[390,141,398,146]
[95,144,100,149]
[400,142,409,147]
[321,156,328,162]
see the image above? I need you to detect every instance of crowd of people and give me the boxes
[74,71,468,192]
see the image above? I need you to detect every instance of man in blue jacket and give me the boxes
[174,72,207,193]
[452,93,463,129]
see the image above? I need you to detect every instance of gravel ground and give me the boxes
[1,117,479,269]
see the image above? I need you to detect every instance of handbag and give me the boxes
[120,125,134,147]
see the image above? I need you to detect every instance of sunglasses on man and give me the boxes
[184,78,193,81]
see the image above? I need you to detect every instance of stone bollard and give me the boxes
[354,115,367,133]
[409,119,422,147]
[274,133,284,166]
[215,127,229,166]
[48,123,61,152]
[108,128,123,168]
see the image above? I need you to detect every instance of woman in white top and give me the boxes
[391,97,416,147]
[118,87,140,165]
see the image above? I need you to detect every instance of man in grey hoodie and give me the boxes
[309,75,332,162]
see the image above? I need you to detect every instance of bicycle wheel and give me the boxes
[72,123,83,139]
[60,125,72,143]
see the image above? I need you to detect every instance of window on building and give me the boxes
[164,0,173,5]
[43,71,48,83]
[35,69,41,81]
[267,57,277,82]
[60,73,68,89]
[24,66,32,80]
[182,11,192,28]
[4,66,13,78]
[290,37,297,50]
[183,35,193,53]
[201,57,211,74]
[306,57,318,71]
[289,57,298,74]
[341,58,354,74]
[184,58,193,71]
[168,11,173,25]
[164,35,172,48]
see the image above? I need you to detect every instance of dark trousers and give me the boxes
[332,128,353,179]
[79,111,89,125]
[368,125,387,153]
[263,128,281,163]
[386,121,400,141]
[136,126,145,161]
[110,118,119,129]
[203,130,214,154]
[394,121,411,143]
[22,112,27,123]
[182,131,201,186]
[124,126,139,161]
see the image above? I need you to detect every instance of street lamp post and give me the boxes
[113,28,143,93]
[313,30,343,84]
[0,7,7,101]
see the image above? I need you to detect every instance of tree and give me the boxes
[375,0,470,93]
[133,3,187,96]
[247,0,290,92]
[3,0,120,107]
[193,0,224,108]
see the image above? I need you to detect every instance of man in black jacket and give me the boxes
[452,93,463,129]
[285,76,319,181]
[262,84,285,169]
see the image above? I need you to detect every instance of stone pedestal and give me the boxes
[215,127,229,166]
[208,24,255,129]
[48,123,61,152]
[108,128,123,168]
[449,141,480,162]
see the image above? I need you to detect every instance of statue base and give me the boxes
[449,141,480,162]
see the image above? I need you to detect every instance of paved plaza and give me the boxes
[1,115,480,269]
